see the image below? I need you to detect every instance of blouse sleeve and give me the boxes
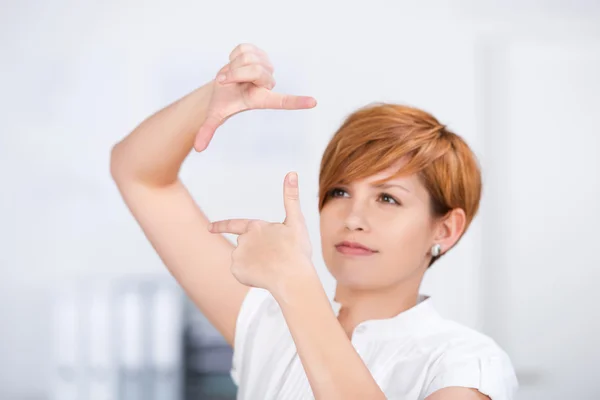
[229,287,271,386]
[423,340,519,400]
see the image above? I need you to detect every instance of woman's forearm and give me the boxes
[273,268,387,400]
[110,79,215,186]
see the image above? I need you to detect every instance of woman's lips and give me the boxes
[335,245,377,256]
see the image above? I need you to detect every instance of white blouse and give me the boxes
[231,287,518,400]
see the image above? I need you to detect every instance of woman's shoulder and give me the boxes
[424,315,505,351]
[389,314,519,399]
[378,320,519,399]
[373,297,509,359]
[399,310,514,372]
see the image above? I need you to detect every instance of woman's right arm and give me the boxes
[110,43,317,348]
[110,79,249,347]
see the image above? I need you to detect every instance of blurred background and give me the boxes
[1,0,599,399]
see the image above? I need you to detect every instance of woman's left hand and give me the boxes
[207,172,317,295]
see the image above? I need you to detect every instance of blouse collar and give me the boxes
[329,293,439,339]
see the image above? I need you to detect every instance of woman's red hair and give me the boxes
[318,103,482,267]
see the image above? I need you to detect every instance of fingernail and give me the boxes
[289,172,298,186]
[217,75,226,83]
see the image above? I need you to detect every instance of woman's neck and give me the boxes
[334,280,422,339]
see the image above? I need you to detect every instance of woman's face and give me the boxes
[319,162,437,290]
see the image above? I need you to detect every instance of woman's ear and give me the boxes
[433,208,466,255]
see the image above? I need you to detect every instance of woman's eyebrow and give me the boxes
[372,183,411,193]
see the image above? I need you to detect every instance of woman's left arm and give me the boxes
[272,266,387,400]
[426,387,491,399]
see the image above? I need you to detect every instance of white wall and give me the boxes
[1,1,598,398]
[479,37,600,399]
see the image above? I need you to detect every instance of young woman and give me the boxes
[110,43,518,400]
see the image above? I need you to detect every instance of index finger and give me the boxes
[260,92,317,110]
[208,219,255,235]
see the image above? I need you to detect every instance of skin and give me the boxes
[210,170,485,399]
[114,41,490,399]
[319,158,467,339]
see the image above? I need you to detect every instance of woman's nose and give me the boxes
[343,204,369,232]
[345,223,364,232]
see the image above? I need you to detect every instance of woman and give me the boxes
[110,43,518,399]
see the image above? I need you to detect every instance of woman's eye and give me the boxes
[330,188,347,197]
[380,193,399,205]
[329,188,399,205]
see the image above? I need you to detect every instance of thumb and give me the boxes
[194,115,221,152]
[283,172,305,227]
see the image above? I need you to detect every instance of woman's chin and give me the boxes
[327,267,379,289]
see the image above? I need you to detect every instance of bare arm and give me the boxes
[111,80,215,186]
[276,276,491,399]
[110,79,249,346]
[275,272,387,400]
[110,43,317,347]
[426,388,491,400]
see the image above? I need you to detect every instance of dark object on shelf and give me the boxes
[183,297,237,400]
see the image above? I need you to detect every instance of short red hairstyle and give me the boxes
[318,103,482,267]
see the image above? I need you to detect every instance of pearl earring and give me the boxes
[431,244,442,257]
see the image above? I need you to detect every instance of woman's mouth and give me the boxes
[335,241,378,256]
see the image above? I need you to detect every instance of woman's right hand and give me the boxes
[194,43,318,152]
